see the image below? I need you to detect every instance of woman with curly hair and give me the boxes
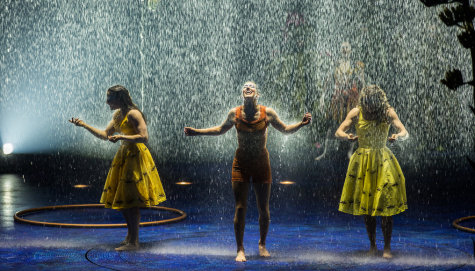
[69,85,166,251]
[335,85,408,258]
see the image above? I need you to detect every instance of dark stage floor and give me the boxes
[1,162,475,270]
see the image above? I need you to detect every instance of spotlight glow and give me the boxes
[279,181,295,185]
[74,185,92,188]
[175,182,193,185]
[2,144,13,155]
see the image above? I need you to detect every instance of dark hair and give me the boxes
[107,85,147,124]
[358,85,392,124]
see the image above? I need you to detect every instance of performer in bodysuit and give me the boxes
[184,81,312,262]
[69,85,166,251]
[335,85,408,258]
[316,42,365,160]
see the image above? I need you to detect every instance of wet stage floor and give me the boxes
[1,171,474,270]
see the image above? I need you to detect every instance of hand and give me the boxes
[388,134,398,143]
[184,127,198,136]
[301,112,312,126]
[347,133,358,142]
[108,135,122,143]
[69,117,85,127]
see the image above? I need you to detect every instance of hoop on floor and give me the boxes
[453,216,475,234]
[13,204,186,228]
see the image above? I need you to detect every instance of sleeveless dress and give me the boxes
[338,109,407,216]
[100,111,166,210]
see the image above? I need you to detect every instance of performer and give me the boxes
[184,82,312,262]
[335,85,408,258]
[69,85,166,251]
[316,42,365,160]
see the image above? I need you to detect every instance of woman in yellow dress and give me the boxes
[69,85,166,251]
[335,85,408,258]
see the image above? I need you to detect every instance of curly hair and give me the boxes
[358,85,392,124]
[107,85,147,124]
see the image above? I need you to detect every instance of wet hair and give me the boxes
[107,85,147,124]
[358,85,392,124]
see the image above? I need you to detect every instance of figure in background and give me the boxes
[184,82,312,262]
[316,42,365,160]
[69,85,166,251]
[335,85,408,258]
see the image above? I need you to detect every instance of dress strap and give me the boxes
[235,106,243,122]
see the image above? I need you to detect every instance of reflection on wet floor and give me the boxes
[1,173,475,270]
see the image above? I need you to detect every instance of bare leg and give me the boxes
[364,215,377,256]
[120,210,131,246]
[116,207,141,251]
[315,128,332,161]
[233,181,249,262]
[381,216,393,258]
[253,183,271,257]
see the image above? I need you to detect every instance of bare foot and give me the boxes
[366,246,377,257]
[119,235,131,246]
[115,243,139,251]
[235,250,246,262]
[259,244,270,257]
[383,248,393,259]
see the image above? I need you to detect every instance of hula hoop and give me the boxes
[453,216,475,234]
[13,204,187,228]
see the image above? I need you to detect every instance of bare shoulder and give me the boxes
[386,108,398,119]
[265,107,277,117]
[127,109,144,122]
[226,107,237,122]
[228,107,237,116]
[348,107,360,118]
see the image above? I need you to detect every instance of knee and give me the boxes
[235,205,247,216]
[259,209,270,220]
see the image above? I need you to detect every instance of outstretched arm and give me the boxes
[335,107,359,142]
[184,109,236,136]
[108,110,148,144]
[267,108,312,135]
[387,108,408,142]
[69,116,116,141]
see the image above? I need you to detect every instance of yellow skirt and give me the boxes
[100,142,166,210]
[339,147,407,216]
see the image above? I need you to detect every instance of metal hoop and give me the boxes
[453,216,475,234]
[14,204,186,228]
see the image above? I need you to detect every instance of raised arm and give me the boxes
[267,108,312,135]
[387,108,408,143]
[108,110,148,144]
[335,107,359,141]
[69,116,116,141]
[184,109,236,136]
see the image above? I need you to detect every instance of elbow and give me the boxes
[143,136,149,144]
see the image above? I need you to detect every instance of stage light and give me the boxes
[175,181,193,185]
[74,185,92,188]
[279,181,295,185]
[2,143,13,155]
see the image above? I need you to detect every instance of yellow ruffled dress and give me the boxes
[100,111,166,210]
[338,109,407,216]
